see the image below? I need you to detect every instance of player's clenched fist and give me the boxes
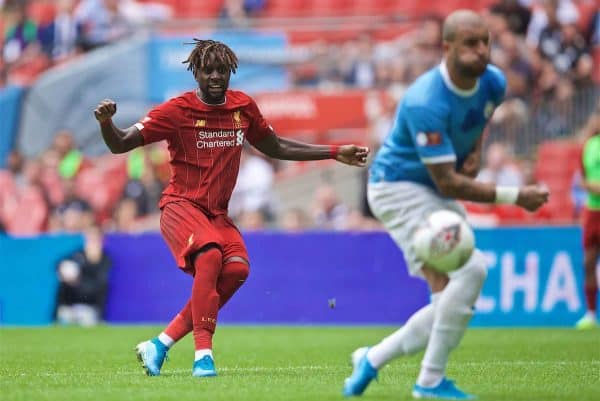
[517,185,550,212]
[94,99,117,123]
[336,145,370,167]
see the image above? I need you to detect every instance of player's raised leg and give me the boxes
[343,294,440,397]
[412,251,487,400]
[218,257,249,308]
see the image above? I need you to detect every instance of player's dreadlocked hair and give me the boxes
[183,39,238,76]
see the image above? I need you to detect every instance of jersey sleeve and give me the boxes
[487,65,507,105]
[134,100,177,145]
[244,98,274,145]
[405,105,456,164]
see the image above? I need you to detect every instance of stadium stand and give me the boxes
[1,0,599,234]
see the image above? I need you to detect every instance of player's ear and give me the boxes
[442,40,451,54]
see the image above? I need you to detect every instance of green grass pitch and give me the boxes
[1,326,599,401]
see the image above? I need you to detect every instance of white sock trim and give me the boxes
[158,333,175,348]
[195,349,213,361]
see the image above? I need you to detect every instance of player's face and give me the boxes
[448,26,490,78]
[196,52,231,104]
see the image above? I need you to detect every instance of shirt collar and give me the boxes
[440,61,479,97]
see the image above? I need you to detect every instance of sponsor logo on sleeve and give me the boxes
[416,132,442,146]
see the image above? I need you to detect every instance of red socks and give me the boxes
[218,261,249,308]
[162,253,249,350]
[585,284,598,312]
[164,300,193,342]
[191,247,223,350]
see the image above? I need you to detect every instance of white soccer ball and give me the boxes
[413,210,474,273]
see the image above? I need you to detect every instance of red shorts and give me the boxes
[160,201,248,274]
[582,208,600,250]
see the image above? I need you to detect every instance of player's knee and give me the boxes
[224,257,249,281]
[455,249,487,286]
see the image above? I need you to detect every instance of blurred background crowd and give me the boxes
[1,0,599,237]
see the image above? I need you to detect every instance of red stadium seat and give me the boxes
[263,0,306,18]
[350,0,394,17]
[182,0,224,18]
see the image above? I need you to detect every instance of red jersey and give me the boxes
[135,90,273,215]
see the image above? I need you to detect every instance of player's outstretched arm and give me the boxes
[426,162,549,212]
[93,99,144,154]
[253,134,369,167]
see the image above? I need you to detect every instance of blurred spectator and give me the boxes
[526,0,579,48]
[345,34,376,88]
[52,130,90,179]
[109,196,140,232]
[279,208,310,232]
[39,0,83,62]
[2,0,39,64]
[538,20,591,79]
[106,195,159,232]
[312,183,349,230]
[2,158,50,235]
[587,9,599,46]
[238,210,266,230]
[229,145,276,222]
[477,142,524,186]
[2,0,50,85]
[50,178,94,232]
[74,0,134,50]
[218,0,250,29]
[123,148,162,216]
[493,30,535,98]
[55,224,111,326]
[490,0,532,35]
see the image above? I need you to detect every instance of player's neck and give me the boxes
[196,88,226,106]
[441,61,479,96]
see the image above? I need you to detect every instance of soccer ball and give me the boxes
[413,210,474,273]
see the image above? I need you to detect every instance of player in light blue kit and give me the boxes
[343,10,549,400]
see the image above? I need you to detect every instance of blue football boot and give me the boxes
[343,347,378,397]
[135,338,168,376]
[412,377,476,399]
[192,355,217,377]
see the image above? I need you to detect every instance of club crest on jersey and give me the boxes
[416,132,442,147]
[195,119,206,127]
[233,110,242,129]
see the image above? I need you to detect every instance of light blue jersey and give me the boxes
[369,62,506,191]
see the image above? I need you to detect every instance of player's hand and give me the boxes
[94,99,117,123]
[516,185,550,212]
[335,145,370,167]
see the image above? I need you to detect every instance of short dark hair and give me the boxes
[182,39,238,76]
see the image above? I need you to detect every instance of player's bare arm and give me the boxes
[253,133,369,167]
[426,162,549,211]
[94,99,144,154]
[457,135,484,178]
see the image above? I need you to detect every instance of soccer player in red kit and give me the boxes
[93,39,369,378]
